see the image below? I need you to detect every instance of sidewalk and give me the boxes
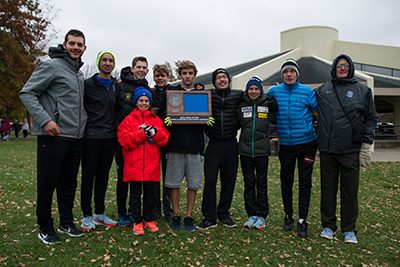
[372,147,400,162]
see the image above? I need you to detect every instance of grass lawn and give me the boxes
[0,137,399,266]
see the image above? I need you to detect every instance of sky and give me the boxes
[45,0,400,81]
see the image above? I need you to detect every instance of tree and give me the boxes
[0,0,54,118]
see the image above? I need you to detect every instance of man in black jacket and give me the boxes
[115,56,150,227]
[316,54,378,244]
[164,60,205,232]
[80,50,118,232]
[197,68,243,229]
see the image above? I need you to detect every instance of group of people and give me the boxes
[20,29,378,246]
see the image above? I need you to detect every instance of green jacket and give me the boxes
[237,94,276,157]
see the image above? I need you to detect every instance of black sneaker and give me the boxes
[283,214,294,231]
[196,219,217,230]
[38,229,62,245]
[170,216,182,231]
[183,217,196,232]
[297,221,308,238]
[58,224,84,237]
[219,217,237,228]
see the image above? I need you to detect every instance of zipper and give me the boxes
[251,103,256,157]
[142,112,145,182]
[220,92,225,141]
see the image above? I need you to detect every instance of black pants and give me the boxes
[202,141,238,222]
[131,181,158,222]
[81,138,116,216]
[115,143,133,215]
[36,136,82,232]
[154,151,172,218]
[240,155,269,218]
[278,140,317,220]
[320,152,359,232]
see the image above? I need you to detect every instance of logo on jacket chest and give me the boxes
[346,90,354,98]
[125,92,133,101]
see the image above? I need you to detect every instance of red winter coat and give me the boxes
[118,108,170,182]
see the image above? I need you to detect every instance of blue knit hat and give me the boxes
[246,76,263,93]
[133,87,152,106]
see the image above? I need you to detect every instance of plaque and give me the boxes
[166,90,212,124]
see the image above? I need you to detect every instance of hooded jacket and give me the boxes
[316,54,379,153]
[19,45,87,138]
[83,74,117,139]
[118,108,170,182]
[266,80,318,146]
[206,88,243,143]
[115,66,150,125]
[237,93,276,157]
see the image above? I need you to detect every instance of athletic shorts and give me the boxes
[165,152,203,190]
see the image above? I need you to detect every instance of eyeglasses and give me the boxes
[336,63,350,69]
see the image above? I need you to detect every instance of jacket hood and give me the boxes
[120,66,149,86]
[330,54,357,84]
[48,44,84,69]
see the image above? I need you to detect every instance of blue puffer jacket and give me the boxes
[266,81,317,146]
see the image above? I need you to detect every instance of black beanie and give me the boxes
[212,68,231,87]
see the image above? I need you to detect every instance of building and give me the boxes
[194,26,400,136]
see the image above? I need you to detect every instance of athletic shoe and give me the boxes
[297,221,308,238]
[132,222,144,235]
[196,219,217,230]
[144,221,159,233]
[183,217,196,232]
[343,231,358,244]
[81,216,96,232]
[243,216,259,228]
[320,227,335,240]
[219,217,237,228]
[118,214,131,227]
[38,229,61,245]
[283,214,294,231]
[127,213,135,224]
[57,224,84,237]
[253,217,266,230]
[170,216,182,231]
[93,213,117,227]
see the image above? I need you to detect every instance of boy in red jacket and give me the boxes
[118,87,170,235]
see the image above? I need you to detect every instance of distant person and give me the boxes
[22,118,30,138]
[20,29,87,244]
[238,76,277,230]
[118,87,170,235]
[115,56,150,227]
[80,50,118,232]
[266,59,318,238]
[1,118,11,141]
[164,60,206,232]
[13,120,20,138]
[316,54,378,244]
[197,68,243,230]
[150,64,174,220]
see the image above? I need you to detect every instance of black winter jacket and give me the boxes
[83,74,117,139]
[165,86,205,155]
[150,84,174,121]
[237,94,276,157]
[316,54,379,153]
[115,66,149,125]
[206,88,243,143]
